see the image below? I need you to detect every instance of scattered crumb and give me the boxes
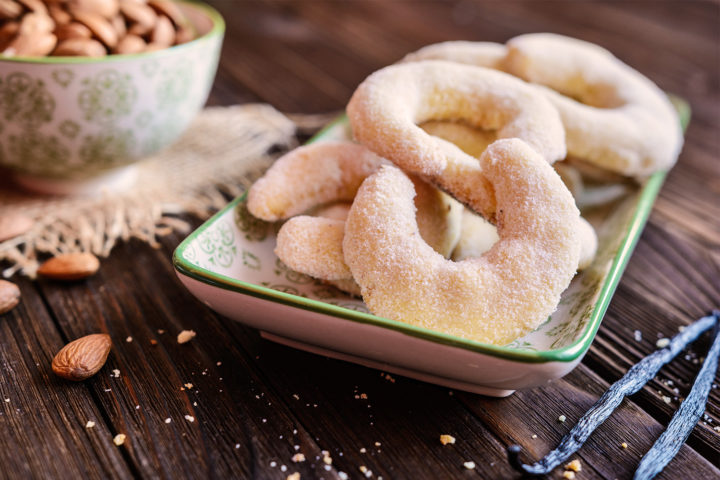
[184,415,195,423]
[562,472,575,480]
[291,453,305,463]
[165,418,172,424]
[383,373,395,383]
[280,465,287,472]
[678,326,686,332]
[634,330,642,342]
[565,460,581,472]
[158,329,165,334]
[359,466,367,473]
[184,383,194,390]
[177,330,196,344]
[235,444,240,449]
[150,339,158,346]
[662,396,672,404]
[85,421,95,428]
[112,369,120,378]
[125,336,132,343]
[113,434,126,446]
[440,434,456,445]
[286,473,300,480]
[338,473,349,480]
[463,461,475,470]
[656,338,670,348]
[713,426,720,433]
[360,447,366,453]
[4,398,9,403]
[374,442,381,447]
[531,434,537,439]
[270,461,277,468]
[360,393,368,400]
[558,415,567,423]
[217,361,222,366]
[621,442,628,449]
[292,394,300,400]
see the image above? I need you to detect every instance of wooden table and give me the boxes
[1,1,718,478]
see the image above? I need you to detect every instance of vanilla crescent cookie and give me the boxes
[504,33,683,176]
[346,60,566,220]
[275,175,463,282]
[401,41,507,69]
[248,141,462,292]
[247,141,386,222]
[343,139,581,345]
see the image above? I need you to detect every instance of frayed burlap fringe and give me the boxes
[0,104,337,278]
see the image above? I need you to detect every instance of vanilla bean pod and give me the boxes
[507,311,719,476]
[634,311,720,480]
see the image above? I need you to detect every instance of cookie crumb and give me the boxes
[463,461,475,470]
[178,330,196,344]
[125,336,132,343]
[633,330,642,342]
[621,442,628,448]
[565,459,581,472]
[165,418,172,424]
[562,472,575,480]
[531,434,537,439]
[184,415,195,423]
[656,338,670,348]
[150,339,158,346]
[440,434,456,445]
[286,473,300,480]
[85,420,95,428]
[184,383,194,390]
[113,434,126,446]
[558,415,566,423]
[291,453,305,463]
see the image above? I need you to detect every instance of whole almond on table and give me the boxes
[52,333,112,381]
[0,280,21,315]
[37,252,100,280]
[0,212,34,242]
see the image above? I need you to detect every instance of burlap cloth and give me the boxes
[0,104,336,278]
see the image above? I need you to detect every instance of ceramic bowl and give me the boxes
[0,1,224,194]
[173,99,689,397]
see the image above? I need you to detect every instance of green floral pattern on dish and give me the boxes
[156,62,193,111]
[78,70,138,124]
[79,129,136,170]
[0,72,55,127]
[7,131,70,176]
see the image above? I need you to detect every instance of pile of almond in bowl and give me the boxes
[0,0,195,57]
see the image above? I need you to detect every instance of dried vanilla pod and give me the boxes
[507,311,720,477]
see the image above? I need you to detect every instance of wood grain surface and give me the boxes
[1,1,719,479]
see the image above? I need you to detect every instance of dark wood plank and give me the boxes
[0,278,132,479]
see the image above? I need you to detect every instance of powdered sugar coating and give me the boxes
[505,33,683,176]
[343,139,581,345]
[401,41,507,70]
[347,61,566,220]
[247,141,387,222]
[275,176,462,282]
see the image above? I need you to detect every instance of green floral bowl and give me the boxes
[0,1,224,194]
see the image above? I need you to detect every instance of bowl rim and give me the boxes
[0,0,225,65]
[173,97,690,365]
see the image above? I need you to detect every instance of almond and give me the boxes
[0,212,34,242]
[55,21,92,41]
[0,280,21,315]
[73,10,117,47]
[54,37,106,56]
[37,252,100,280]
[0,0,22,20]
[113,33,144,54]
[68,0,119,19]
[52,333,112,381]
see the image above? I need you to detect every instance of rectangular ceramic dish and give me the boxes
[173,99,689,397]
